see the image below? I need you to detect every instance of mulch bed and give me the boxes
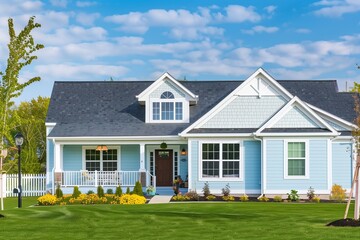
[327,218,360,227]
[0,214,4,218]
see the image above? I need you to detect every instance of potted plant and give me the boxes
[146,186,156,196]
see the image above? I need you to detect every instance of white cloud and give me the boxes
[296,28,311,34]
[50,0,68,8]
[0,0,43,15]
[243,25,279,34]
[217,5,261,23]
[264,5,277,14]
[76,1,97,7]
[36,11,71,32]
[35,64,128,80]
[76,12,100,26]
[170,26,224,40]
[314,0,360,17]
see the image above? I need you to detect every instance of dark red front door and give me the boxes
[155,150,173,186]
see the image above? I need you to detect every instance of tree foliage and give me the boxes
[0,16,44,172]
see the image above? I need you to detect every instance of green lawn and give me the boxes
[0,197,359,240]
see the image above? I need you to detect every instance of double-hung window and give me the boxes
[151,91,183,121]
[201,142,241,180]
[85,148,118,171]
[285,141,309,179]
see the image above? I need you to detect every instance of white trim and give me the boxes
[81,146,120,171]
[327,139,332,191]
[54,142,62,172]
[45,122,56,127]
[264,189,331,195]
[256,132,339,137]
[284,139,309,179]
[180,68,294,136]
[309,104,357,129]
[180,133,254,138]
[139,144,146,171]
[256,96,338,135]
[136,72,198,102]
[48,135,183,141]
[188,140,192,190]
[198,140,244,182]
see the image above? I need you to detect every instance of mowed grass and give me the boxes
[0,197,359,240]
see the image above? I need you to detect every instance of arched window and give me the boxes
[160,91,174,99]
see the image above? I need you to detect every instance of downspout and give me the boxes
[253,133,264,199]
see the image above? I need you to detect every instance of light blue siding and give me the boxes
[202,96,286,128]
[332,143,352,189]
[244,141,261,191]
[63,145,82,171]
[150,79,186,98]
[266,139,328,191]
[190,140,245,193]
[179,144,188,180]
[273,106,319,128]
[121,145,140,171]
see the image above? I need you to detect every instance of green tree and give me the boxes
[0,16,43,210]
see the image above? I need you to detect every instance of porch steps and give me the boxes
[148,195,173,204]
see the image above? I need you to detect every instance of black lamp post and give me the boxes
[14,132,24,208]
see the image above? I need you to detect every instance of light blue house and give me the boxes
[46,68,356,197]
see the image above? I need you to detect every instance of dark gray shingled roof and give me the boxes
[46,80,356,137]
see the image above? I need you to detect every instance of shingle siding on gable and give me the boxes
[272,106,319,128]
[201,96,286,128]
[149,79,185,98]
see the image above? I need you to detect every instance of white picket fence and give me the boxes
[4,174,46,197]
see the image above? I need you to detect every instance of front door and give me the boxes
[155,150,173,186]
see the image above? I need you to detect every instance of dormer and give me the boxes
[136,72,198,123]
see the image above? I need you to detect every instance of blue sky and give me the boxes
[1,0,360,103]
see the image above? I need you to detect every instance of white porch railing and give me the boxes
[60,171,155,188]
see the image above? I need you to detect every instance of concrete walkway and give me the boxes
[148,195,172,204]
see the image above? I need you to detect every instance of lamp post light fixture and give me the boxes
[14,132,24,208]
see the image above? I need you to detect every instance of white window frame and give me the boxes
[199,140,243,181]
[149,98,188,123]
[82,146,120,171]
[284,140,309,179]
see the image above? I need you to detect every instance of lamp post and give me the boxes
[14,133,24,208]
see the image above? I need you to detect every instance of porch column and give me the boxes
[139,143,146,187]
[54,142,63,187]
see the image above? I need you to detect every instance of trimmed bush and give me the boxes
[119,194,146,204]
[106,188,114,194]
[202,182,211,197]
[172,194,190,201]
[55,184,63,198]
[206,195,216,201]
[222,183,230,197]
[185,190,199,201]
[273,196,283,202]
[72,186,81,198]
[115,185,122,196]
[287,190,299,202]
[97,186,105,198]
[258,195,269,202]
[38,194,57,206]
[222,195,235,201]
[311,196,321,203]
[307,187,315,201]
[87,190,94,194]
[132,181,144,196]
[240,194,249,202]
[126,187,131,194]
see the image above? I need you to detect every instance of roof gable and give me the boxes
[256,96,338,136]
[136,72,198,104]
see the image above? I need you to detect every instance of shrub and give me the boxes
[97,186,105,198]
[240,194,249,202]
[287,190,299,202]
[307,187,315,201]
[87,190,94,195]
[222,195,235,201]
[55,184,63,198]
[119,194,146,204]
[312,196,321,203]
[206,195,216,201]
[126,187,131,194]
[202,182,211,197]
[185,190,199,201]
[172,194,190,201]
[38,194,57,206]
[273,196,283,202]
[115,185,122,196]
[133,181,144,196]
[72,186,81,198]
[258,195,269,202]
[330,184,346,202]
[222,183,231,197]
[106,188,114,195]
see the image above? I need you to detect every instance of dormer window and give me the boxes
[152,91,183,121]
